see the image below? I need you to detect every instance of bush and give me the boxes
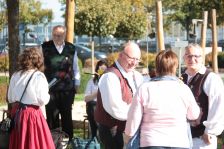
[0,76,9,105]
[106,52,119,66]
[140,51,156,68]
[0,55,9,72]
[205,52,224,68]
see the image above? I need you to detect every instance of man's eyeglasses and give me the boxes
[123,52,141,62]
[53,34,64,38]
[185,54,202,59]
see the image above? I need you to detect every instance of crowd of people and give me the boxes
[5,24,224,149]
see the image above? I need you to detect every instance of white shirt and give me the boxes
[185,66,224,136]
[84,78,98,102]
[8,69,50,106]
[54,41,80,86]
[98,61,143,121]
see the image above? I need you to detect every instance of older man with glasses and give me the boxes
[182,43,224,149]
[94,42,143,149]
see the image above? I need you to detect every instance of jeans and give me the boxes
[141,147,188,149]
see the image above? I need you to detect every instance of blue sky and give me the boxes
[40,0,64,22]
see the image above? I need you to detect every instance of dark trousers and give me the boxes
[86,101,97,138]
[98,124,123,149]
[45,90,75,139]
[141,147,188,149]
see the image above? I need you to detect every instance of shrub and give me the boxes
[140,51,156,68]
[0,55,9,72]
[106,52,119,66]
[205,52,224,68]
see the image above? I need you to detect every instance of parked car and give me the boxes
[75,44,107,65]
[218,40,224,51]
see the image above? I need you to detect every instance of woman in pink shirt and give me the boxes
[124,50,200,149]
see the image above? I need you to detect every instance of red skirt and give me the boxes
[9,103,55,149]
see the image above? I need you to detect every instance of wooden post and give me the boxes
[65,0,75,43]
[211,9,218,73]
[91,41,95,75]
[200,11,208,65]
[156,0,165,51]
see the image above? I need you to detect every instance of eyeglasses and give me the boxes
[53,34,64,38]
[185,54,202,59]
[123,52,141,62]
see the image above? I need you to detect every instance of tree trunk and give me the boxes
[65,0,75,43]
[211,9,218,73]
[6,0,20,77]
[156,0,165,51]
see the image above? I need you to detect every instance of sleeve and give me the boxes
[183,85,200,120]
[203,73,224,135]
[35,72,50,106]
[7,73,16,103]
[73,51,81,86]
[98,72,130,121]
[84,79,93,96]
[125,84,144,136]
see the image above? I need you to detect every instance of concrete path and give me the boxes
[0,101,86,122]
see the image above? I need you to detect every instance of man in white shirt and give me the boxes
[94,42,143,149]
[182,43,224,149]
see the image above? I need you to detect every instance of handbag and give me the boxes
[72,137,100,149]
[0,110,10,149]
[51,128,69,149]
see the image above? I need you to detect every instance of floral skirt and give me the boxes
[9,103,55,149]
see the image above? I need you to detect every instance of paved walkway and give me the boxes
[0,101,86,122]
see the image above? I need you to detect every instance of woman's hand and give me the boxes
[201,133,212,144]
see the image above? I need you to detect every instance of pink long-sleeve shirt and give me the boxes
[125,79,200,148]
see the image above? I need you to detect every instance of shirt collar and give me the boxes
[53,41,65,54]
[185,65,206,77]
[115,61,133,79]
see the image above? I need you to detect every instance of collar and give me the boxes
[115,61,133,79]
[185,65,206,77]
[53,41,65,54]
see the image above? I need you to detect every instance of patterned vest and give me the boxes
[42,40,75,91]
[94,63,133,131]
[182,69,210,138]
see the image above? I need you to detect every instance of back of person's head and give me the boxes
[155,50,178,76]
[17,47,44,73]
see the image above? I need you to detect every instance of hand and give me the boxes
[123,133,131,146]
[201,133,212,144]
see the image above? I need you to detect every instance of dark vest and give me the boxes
[94,63,133,131]
[182,69,210,138]
[42,40,75,91]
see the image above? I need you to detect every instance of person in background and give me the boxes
[124,50,200,149]
[8,47,55,149]
[182,43,224,149]
[42,25,80,140]
[84,59,108,138]
[94,42,143,149]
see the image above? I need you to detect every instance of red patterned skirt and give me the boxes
[9,103,55,149]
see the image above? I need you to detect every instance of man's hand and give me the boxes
[201,133,212,144]
[123,133,131,146]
